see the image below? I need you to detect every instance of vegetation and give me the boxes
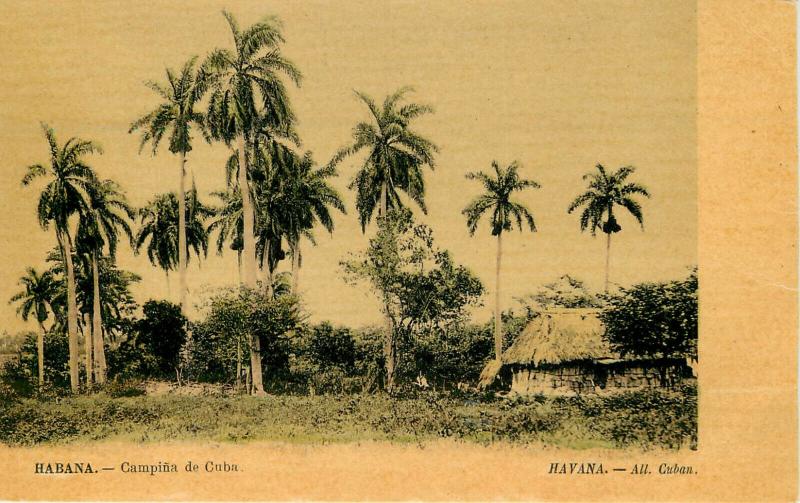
[3,7,698,451]
[462,161,540,362]
[567,164,651,292]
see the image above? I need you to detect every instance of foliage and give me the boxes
[129,300,188,378]
[462,160,540,236]
[343,209,484,343]
[134,189,213,273]
[9,267,58,326]
[328,87,438,231]
[0,385,696,449]
[567,163,650,236]
[600,269,698,359]
[515,275,602,313]
[2,331,71,395]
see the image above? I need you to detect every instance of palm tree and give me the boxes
[22,123,100,392]
[76,179,134,384]
[9,267,58,389]
[207,188,244,283]
[329,87,437,231]
[129,56,208,315]
[203,11,301,395]
[284,153,345,293]
[567,164,651,292]
[462,161,540,362]
[134,189,212,297]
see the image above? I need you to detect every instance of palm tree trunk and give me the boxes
[37,321,45,390]
[56,229,80,393]
[236,338,242,392]
[85,314,94,387]
[378,180,396,393]
[238,134,265,396]
[604,232,611,293]
[237,250,243,286]
[291,242,300,294]
[494,232,503,361]
[178,151,188,315]
[91,251,107,384]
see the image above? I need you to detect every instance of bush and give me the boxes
[1,330,71,396]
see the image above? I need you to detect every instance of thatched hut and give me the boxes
[479,308,693,395]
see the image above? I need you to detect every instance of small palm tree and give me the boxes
[76,178,134,384]
[130,56,208,315]
[567,164,650,292]
[277,151,346,293]
[9,267,58,389]
[134,189,211,298]
[462,161,540,362]
[329,87,437,231]
[207,188,244,283]
[22,123,100,392]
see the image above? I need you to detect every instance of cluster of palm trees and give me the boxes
[11,9,652,395]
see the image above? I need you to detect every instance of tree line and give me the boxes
[10,10,653,396]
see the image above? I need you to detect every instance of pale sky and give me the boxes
[0,1,696,334]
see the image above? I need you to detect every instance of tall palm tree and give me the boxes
[203,10,301,395]
[462,161,540,362]
[329,87,437,231]
[76,179,134,384]
[129,56,208,315]
[567,164,650,292]
[134,189,211,297]
[282,152,345,293]
[9,267,58,389]
[22,123,100,392]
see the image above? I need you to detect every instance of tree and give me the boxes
[203,10,302,395]
[130,56,208,315]
[134,189,212,297]
[567,164,651,292]
[22,123,101,392]
[600,269,697,360]
[462,160,540,362]
[271,150,345,293]
[131,300,188,380]
[342,209,483,392]
[329,87,437,230]
[9,268,58,389]
[207,188,244,283]
[76,178,134,384]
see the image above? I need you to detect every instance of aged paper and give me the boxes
[0,0,795,501]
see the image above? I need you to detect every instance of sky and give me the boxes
[0,0,696,334]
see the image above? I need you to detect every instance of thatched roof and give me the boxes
[504,309,612,366]
[478,309,613,389]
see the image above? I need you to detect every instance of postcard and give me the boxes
[0,0,795,501]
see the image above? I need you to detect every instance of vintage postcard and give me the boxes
[0,0,795,501]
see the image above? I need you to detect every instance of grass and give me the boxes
[0,385,697,450]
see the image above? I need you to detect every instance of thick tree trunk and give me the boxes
[494,232,503,361]
[238,135,265,396]
[237,250,243,286]
[85,316,94,387]
[291,242,300,294]
[60,231,80,393]
[604,232,611,293]
[92,251,107,384]
[37,321,45,390]
[178,152,188,315]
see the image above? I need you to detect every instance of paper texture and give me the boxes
[0,0,795,500]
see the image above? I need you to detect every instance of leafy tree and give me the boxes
[134,189,212,296]
[2,330,70,395]
[515,275,602,313]
[600,269,697,360]
[9,268,58,389]
[567,164,651,292]
[342,209,483,392]
[75,178,134,384]
[22,123,101,392]
[203,10,302,395]
[305,322,356,370]
[462,160,540,361]
[130,56,209,315]
[130,300,188,380]
[329,87,437,230]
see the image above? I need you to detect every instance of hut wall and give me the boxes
[510,365,597,395]
[602,363,687,390]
